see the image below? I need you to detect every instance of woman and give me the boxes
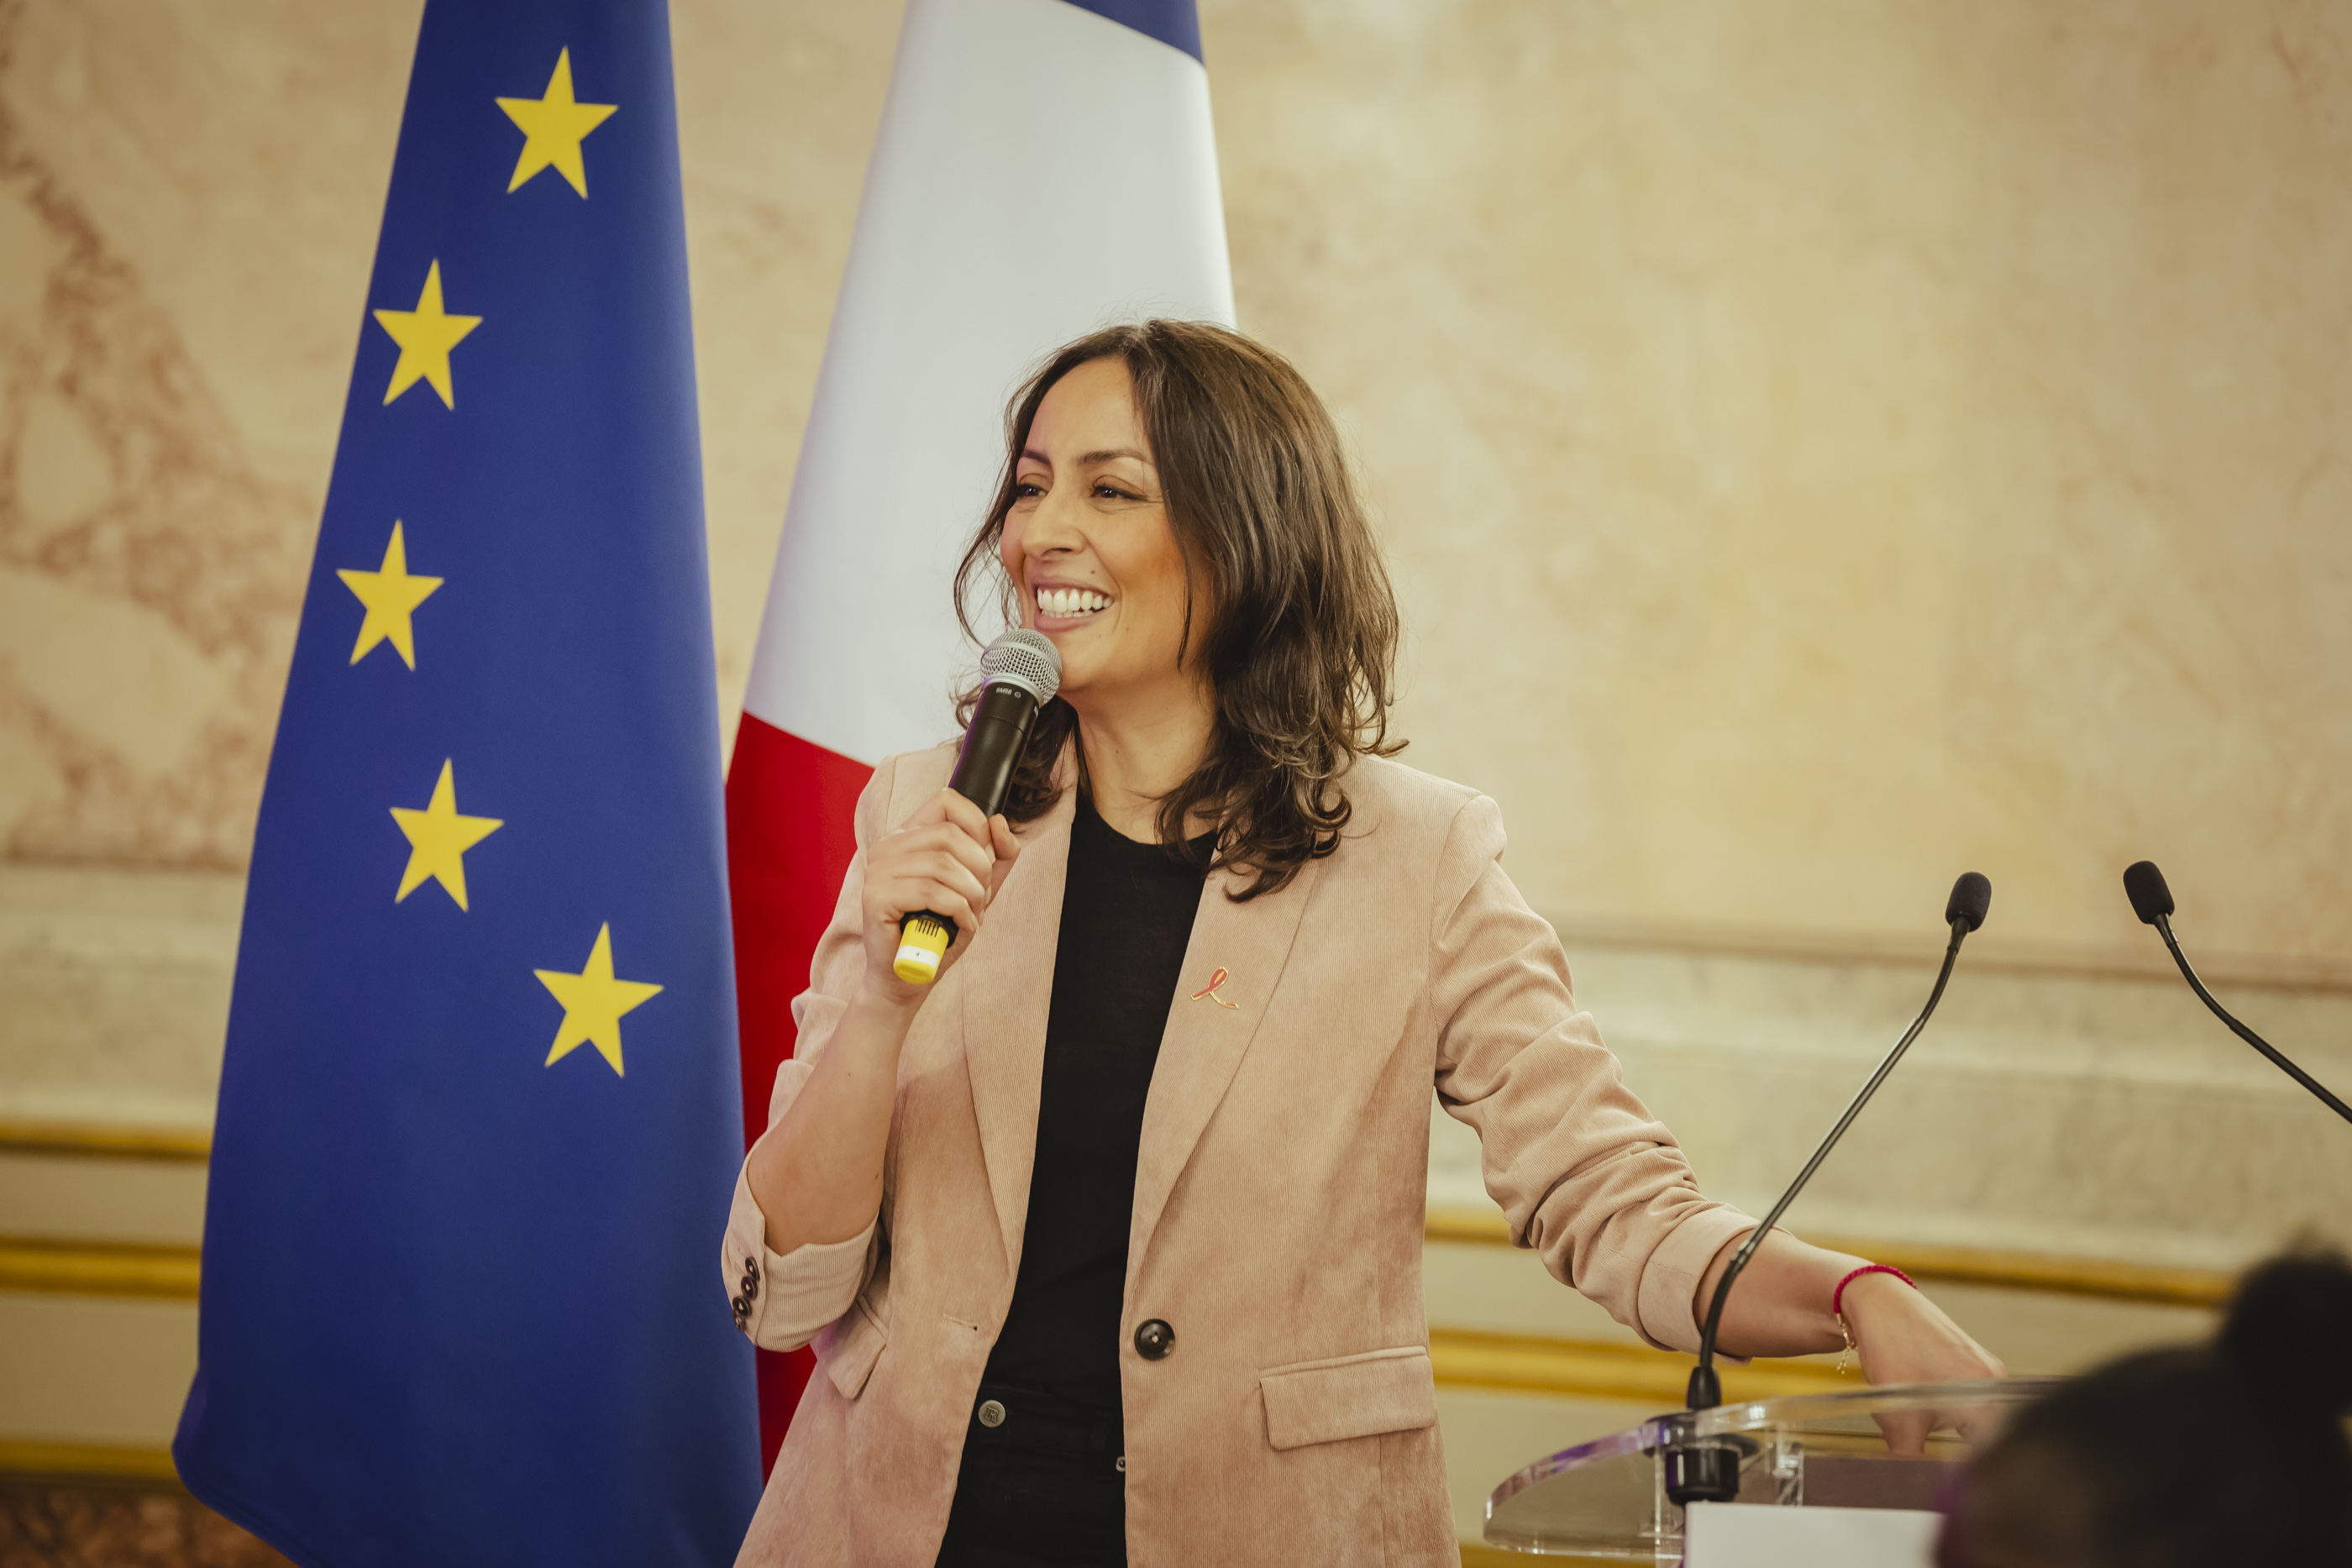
[723,320,2001,1567]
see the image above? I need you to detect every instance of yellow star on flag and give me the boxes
[389,759,504,910]
[496,49,617,198]
[372,260,481,408]
[535,924,662,1076]
[336,521,443,669]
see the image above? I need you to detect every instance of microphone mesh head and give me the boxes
[1945,872,1992,932]
[2123,860,2174,926]
[980,628,1063,705]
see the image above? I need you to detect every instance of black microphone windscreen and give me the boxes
[1945,872,1992,932]
[2123,860,2174,925]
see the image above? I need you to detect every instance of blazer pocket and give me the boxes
[1259,1345,1438,1451]
[812,1292,888,1401]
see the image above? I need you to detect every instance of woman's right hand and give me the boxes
[860,789,1021,1003]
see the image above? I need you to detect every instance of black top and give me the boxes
[979,790,1210,1413]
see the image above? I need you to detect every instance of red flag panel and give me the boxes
[724,712,874,1473]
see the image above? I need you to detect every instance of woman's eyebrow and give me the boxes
[1019,445,1152,467]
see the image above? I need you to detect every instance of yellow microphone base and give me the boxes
[893,914,953,984]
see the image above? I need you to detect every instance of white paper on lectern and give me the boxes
[1683,1502,1941,1567]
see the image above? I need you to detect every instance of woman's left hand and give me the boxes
[1842,1271,2007,1454]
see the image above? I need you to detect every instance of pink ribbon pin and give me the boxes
[1189,966,1240,1009]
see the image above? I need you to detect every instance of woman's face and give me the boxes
[1000,357,1206,713]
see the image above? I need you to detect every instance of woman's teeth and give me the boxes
[1038,588,1110,619]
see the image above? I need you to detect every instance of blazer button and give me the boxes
[1133,1319,1175,1361]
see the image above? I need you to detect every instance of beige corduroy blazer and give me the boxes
[721,742,1756,1567]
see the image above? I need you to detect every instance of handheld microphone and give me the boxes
[1663,872,1992,1507]
[2122,861,2351,1126]
[892,629,1063,985]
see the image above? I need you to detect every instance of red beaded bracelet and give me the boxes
[1830,1263,1916,1372]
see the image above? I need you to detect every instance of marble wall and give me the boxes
[1,3,2346,1138]
[0,3,417,868]
[1213,1,2352,971]
[3,0,2346,973]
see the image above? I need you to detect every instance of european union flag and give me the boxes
[174,2,759,1562]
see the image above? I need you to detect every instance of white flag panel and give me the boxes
[745,0,1235,765]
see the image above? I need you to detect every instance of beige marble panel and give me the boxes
[0,863,239,1130]
[0,1149,207,1245]
[0,1292,196,1446]
[0,0,392,867]
[1205,0,2352,965]
[6,0,2343,973]
[1427,939,2352,1271]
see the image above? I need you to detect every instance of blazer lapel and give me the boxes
[1129,854,1323,1261]
[955,779,1074,1266]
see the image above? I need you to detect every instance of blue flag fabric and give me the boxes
[174,2,759,1562]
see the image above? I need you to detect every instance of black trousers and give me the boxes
[933,1384,1126,1568]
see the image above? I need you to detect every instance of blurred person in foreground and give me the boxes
[1938,1247,2352,1568]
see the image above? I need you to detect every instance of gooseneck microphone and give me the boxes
[1663,872,1992,1508]
[892,630,1063,985]
[2122,861,2351,1126]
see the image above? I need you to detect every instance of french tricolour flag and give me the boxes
[724,0,1234,1464]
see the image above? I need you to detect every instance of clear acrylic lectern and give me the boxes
[1484,1378,2065,1560]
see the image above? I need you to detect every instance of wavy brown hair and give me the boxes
[954,320,1402,900]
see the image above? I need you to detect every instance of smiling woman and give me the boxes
[725,320,2003,1568]
[956,322,1403,883]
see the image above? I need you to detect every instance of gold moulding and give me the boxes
[1428,1325,1849,1406]
[0,1439,181,1486]
[0,1124,2236,1308]
[0,1120,211,1162]
[0,1236,202,1299]
[1423,1207,2234,1309]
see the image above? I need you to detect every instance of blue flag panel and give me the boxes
[174,2,759,1563]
